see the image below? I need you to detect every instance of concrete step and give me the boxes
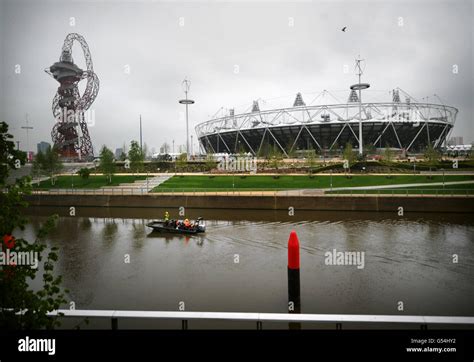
[99,175,173,192]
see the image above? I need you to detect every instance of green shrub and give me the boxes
[77,167,91,180]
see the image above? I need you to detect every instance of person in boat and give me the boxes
[184,219,191,229]
[164,211,170,226]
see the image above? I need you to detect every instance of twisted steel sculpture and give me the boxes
[46,33,99,160]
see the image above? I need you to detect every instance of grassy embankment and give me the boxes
[34,175,147,189]
[152,175,474,192]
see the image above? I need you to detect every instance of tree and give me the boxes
[268,148,284,171]
[364,143,376,158]
[32,146,63,185]
[286,145,297,160]
[329,143,339,158]
[258,142,271,158]
[77,168,90,180]
[205,154,216,172]
[305,149,317,175]
[119,142,128,161]
[128,140,144,174]
[343,142,356,174]
[383,146,394,178]
[99,146,115,183]
[424,144,441,166]
[176,153,187,171]
[0,121,67,329]
[236,142,246,155]
[383,146,394,163]
[31,150,44,183]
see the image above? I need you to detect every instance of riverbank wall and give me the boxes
[24,194,473,213]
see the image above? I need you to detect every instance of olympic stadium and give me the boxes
[196,68,458,157]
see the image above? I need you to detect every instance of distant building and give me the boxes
[115,148,124,159]
[446,144,472,156]
[448,136,464,146]
[159,144,170,154]
[37,141,51,155]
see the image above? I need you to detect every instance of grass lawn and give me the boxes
[152,175,474,192]
[327,183,474,195]
[34,175,147,189]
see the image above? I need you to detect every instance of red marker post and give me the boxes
[288,230,301,317]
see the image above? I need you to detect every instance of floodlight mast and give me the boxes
[357,59,363,155]
[351,57,370,156]
[179,78,195,161]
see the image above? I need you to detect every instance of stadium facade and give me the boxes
[196,66,457,157]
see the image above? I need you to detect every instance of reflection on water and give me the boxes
[102,221,118,243]
[24,206,474,224]
[17,207,474,320]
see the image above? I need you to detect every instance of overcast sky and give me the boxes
[1,0,473,155]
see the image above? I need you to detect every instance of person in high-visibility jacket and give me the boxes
[164,211,169,221]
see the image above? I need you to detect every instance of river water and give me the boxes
[18,207,474,328]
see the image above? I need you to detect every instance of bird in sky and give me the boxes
[342,26,347,32]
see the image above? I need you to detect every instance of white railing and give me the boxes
[46,309,474,330]
[31,187,149,196]
[30,188,474,197]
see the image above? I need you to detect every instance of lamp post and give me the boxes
[179,78,195,161]
[21,113,34,160]
[139,114,143,154]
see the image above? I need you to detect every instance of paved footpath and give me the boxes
[278,180,474,196]
[327,180,474,191]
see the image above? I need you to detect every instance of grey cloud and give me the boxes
[1,0,472,155]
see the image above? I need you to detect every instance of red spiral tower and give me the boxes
[45,33,99,160]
